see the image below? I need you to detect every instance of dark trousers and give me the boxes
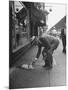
[42,48,53,67]
[42,40,59,67]
[62,35,66,52]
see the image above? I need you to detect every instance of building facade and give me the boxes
[9,1,49,67]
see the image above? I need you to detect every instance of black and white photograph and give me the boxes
[9,0,67,89]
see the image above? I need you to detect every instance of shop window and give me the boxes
[11,2,30,53]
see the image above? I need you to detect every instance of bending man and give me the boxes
[32,34,59,68]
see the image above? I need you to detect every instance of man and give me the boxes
[61,28,66,53]
[32,34,59,69]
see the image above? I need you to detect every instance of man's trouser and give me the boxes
[42,48,53,67]
[42,40,59,67]
[62,35,66,52]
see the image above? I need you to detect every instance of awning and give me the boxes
[22,2,48,25]
[31,6,46,22]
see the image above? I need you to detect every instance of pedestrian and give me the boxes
[31,34,59,69]
[16,32,20,46]
[61,28,66,53]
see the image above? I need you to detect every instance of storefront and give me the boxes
[9,1,31,53]
[9,1,49,67]
[9,1,49,52]
[9,1,32,67]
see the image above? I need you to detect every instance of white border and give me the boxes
[0,0,68,90]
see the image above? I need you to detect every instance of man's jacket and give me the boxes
[36,34,59,58]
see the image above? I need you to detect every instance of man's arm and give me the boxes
[35,45,42,59]
[32,44,42,65]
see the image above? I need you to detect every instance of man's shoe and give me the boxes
[63,49,66,54]
[46,66,53,70]
[43,64,53,69]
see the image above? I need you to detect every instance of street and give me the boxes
[9,39,66,89]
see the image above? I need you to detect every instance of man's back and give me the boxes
[40,34,59,46]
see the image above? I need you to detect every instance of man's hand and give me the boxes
[31,58,38,65]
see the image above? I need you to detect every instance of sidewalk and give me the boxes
[9,39,66,89]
